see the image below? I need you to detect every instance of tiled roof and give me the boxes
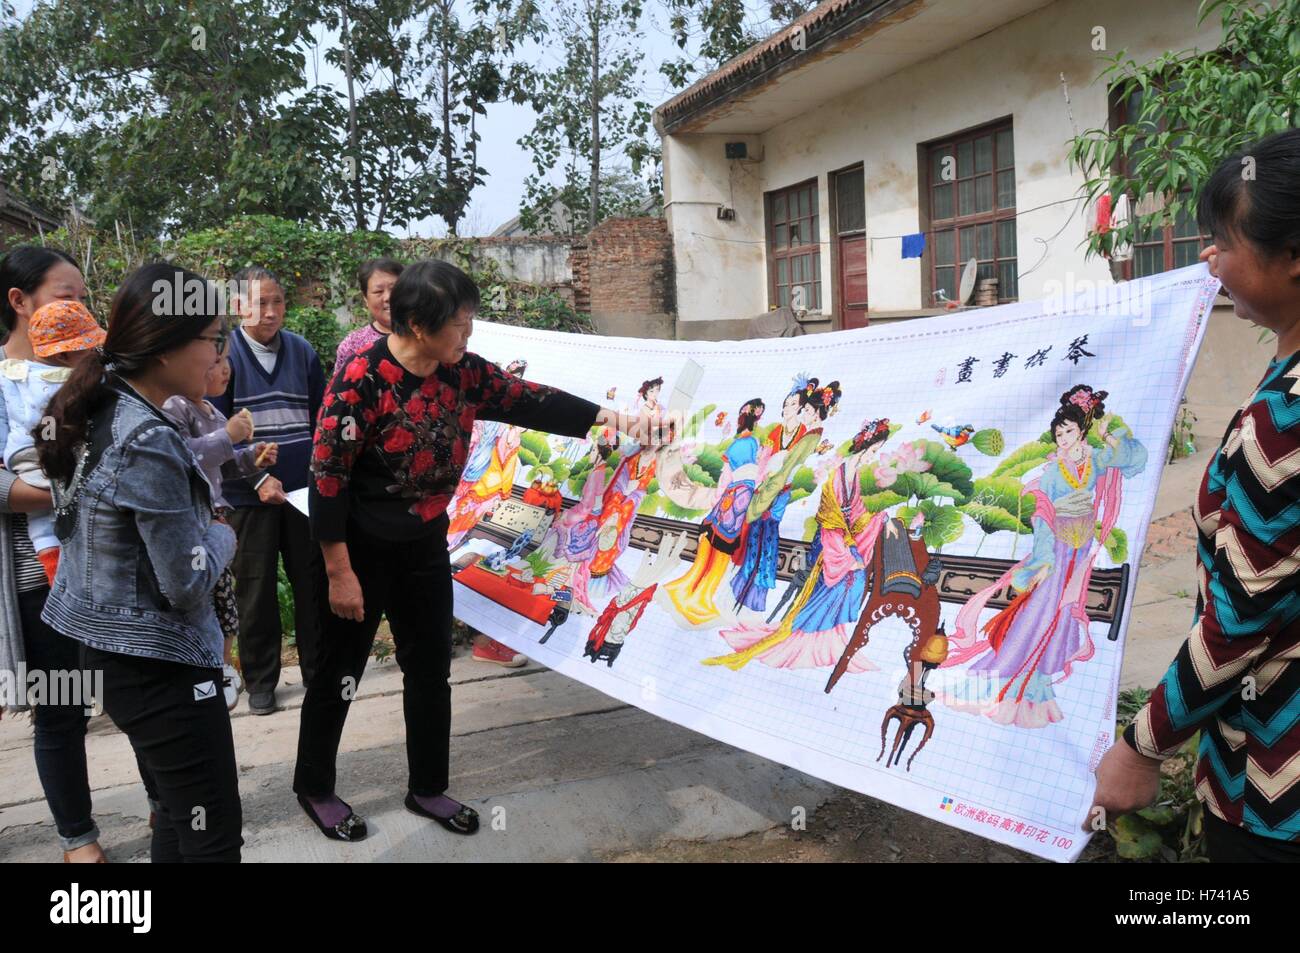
[656,0,912,131]
[0,182,62,231]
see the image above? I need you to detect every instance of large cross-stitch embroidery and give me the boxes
[446,264,1218,861]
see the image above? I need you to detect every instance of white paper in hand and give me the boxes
[286,486,310,518]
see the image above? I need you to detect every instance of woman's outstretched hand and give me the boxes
[593,406,679,451]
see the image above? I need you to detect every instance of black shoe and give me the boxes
[297,794,368,842]
[248,690,278,715]
[404,792,480,835]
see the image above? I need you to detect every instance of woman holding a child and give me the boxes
[0,246,106,862]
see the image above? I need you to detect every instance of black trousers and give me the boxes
[229,503,323,694]
[18,586,95,848]
[293,520,453,798]
[85,646,243,862]
[1205,808,1300,863]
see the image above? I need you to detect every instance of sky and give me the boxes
[9,0,782,238]
[302,4,697,237]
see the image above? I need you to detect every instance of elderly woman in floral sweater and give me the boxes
[295,259,645,841]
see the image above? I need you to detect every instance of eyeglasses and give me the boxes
[199,332,228,351]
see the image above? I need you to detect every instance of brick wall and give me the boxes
[569,235,591,314]
[587,217,674,316]
[565,217,674,338]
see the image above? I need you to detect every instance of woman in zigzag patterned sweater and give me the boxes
[1092,129,1300,861]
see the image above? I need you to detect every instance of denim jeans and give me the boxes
[18,585,99,851]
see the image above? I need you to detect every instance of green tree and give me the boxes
[322,0,446,232]
[516,0,653,233]
[0,0,345,234]
[416,0,544,235]
[659,0,753,89]
[1069,0,1300,260]
[658,0,807,89]
[0,0,538,237]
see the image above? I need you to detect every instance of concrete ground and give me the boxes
[0,445,1208,863]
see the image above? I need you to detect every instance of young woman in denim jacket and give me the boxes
[37,263,242,862]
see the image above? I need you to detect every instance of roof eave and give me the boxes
[655,0,920,137]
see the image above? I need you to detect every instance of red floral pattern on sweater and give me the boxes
[309,335,598,541]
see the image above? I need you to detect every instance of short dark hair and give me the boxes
[1197,128,1300,256]
[389,259,480,336]
[231,265,283,298]
[358,257,404,295]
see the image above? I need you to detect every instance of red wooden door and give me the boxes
[838,234,868,329]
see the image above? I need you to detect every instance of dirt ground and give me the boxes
[604,790,1116,863]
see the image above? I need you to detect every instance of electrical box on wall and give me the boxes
[724,141,763,162]
[716,207,735,221]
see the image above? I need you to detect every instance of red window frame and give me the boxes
[924,121,1018,305]
[1109,88,1209,278]
[766,179,821,311]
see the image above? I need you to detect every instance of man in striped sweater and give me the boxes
[213,267,326,715]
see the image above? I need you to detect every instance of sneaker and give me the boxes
[248,690,278,715]
[222,664,242,712]
[472,637,527,668]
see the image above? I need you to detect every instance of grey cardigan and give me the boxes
[41,379,237,669]
[0,465,27,692]
[0,342,31,698]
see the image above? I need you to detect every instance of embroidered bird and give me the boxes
[915,410,932,425]
[816,439,833,455]
[606,386,617,400]
[714,410,728,428]
[931,423,975,449]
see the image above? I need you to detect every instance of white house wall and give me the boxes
[663,132,769,328]
[664,0,1222,329]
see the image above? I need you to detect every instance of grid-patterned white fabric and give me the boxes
[451,264,1218,862]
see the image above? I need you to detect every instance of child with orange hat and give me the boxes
[0,299,105,583]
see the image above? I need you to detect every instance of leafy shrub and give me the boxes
[1105,687,1206,862]
[285,305,345,376]
[33,215,595,377]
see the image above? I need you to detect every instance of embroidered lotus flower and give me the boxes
[813,455,837,486]
[875,440,930,488]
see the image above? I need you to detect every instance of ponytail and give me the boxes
[36,349,114,482]
[36,261,219,483]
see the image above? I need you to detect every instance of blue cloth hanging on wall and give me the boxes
[901,233,926,259]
